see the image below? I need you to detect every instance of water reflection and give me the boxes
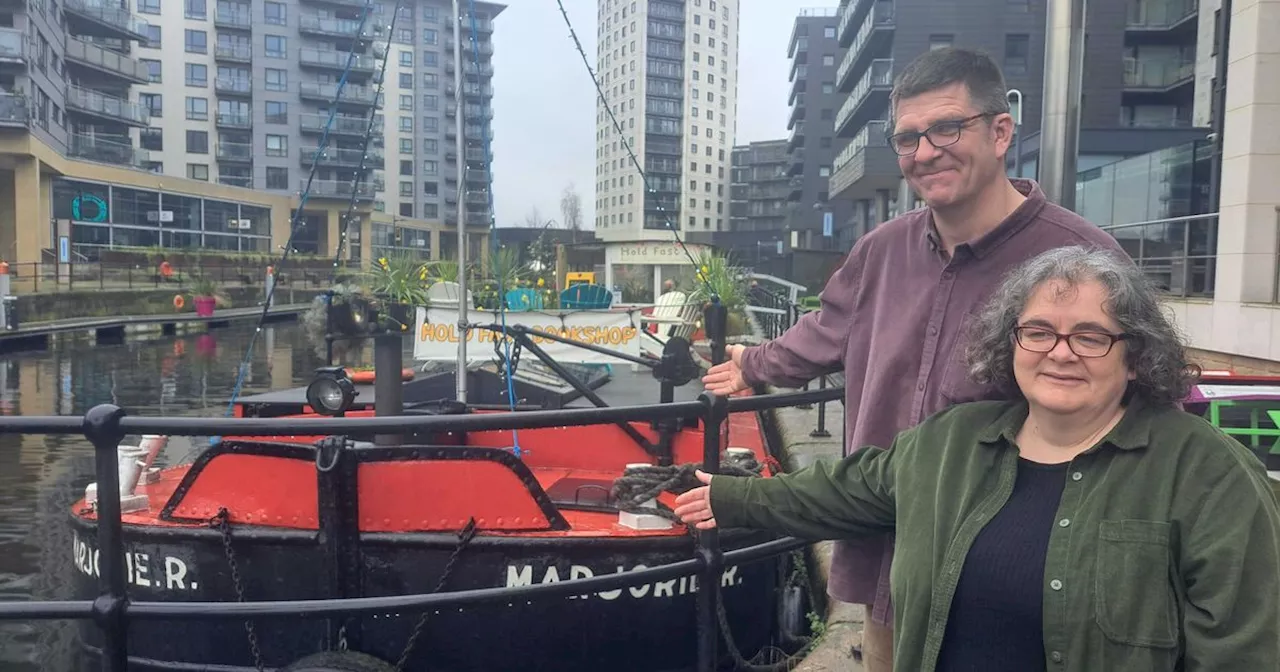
[0,322,397,670]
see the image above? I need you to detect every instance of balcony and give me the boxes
[305,178,377,200]
[837,0,874,47]
[835,59,893,137]
[63,0,150,43]
[0,94,28,127]
[787,103,806,131]
[298,14,385,40]
[68,133,150,167]
[0,28,26,65]
[446,60,495,78]
[215,44,253,63]
[299,113,384,142]
[64,38,150,84]
[216,112,252,129]
[216,142,253,162]
[1126,0,1198,34]
[837,1,895,93]
[298,48,376,73]
[787,122,805,151]
[299,82,384,108]
[214,8,252,30]
[787,176,804,201]
[465,191,490,206]
[445,39,494,57]
[787,150,804,177]
[64,85,149,126]
[465,147,490,162]
[445,17,495,34]
[465,169,490,183]
[215,76,252,96]
[300,145,383,168]
[829,120,900,201]
[1123,59,1195,92]
[448,83,495,99]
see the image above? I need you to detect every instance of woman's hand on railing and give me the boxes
[702,344,749,396]
[673,470,717,530]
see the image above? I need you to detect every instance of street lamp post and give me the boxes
[1007,89,1024,178]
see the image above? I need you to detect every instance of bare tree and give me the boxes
[560,184,583,233]
[523,206,543,229]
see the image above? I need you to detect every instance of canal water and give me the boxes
[0,322,401,670]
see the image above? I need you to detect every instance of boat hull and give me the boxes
[69,518,790,671]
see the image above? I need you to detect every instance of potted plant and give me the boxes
[367,254,429,330]
[188,275,228,317]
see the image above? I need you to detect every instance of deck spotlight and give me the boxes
[306,366,357,416]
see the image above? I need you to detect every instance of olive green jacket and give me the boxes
[710,399,1280,672]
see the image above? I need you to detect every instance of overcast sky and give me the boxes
[482,0,831,229]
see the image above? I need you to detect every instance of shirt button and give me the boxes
[929,326,938,335]
[1059,518,1070,528]
[1071,471,1083,481]
[917,383,925,391]
[1050,579,1063,591]
[1050,651,1063,663]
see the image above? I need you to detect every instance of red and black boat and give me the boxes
[62,306,814,672]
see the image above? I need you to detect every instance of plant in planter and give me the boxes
[366,254,429,330]
[686,250,750,340]
[302,282,376,361]
[188,275,229,317]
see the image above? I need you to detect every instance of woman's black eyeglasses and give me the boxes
[1013,326,1133,358]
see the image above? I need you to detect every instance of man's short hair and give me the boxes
[890,47,1011,126]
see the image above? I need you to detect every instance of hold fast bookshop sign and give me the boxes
[413,307,642,364]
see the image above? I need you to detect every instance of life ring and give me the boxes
[347,368,414,384]
[278,651,396,672]
[173,294,185,310]
[160,261,173,278]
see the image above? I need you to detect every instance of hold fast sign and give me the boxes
[414,307,642,364]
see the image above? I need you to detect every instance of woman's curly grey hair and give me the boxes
[965,245,1199,406]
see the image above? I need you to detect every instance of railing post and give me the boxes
[84,403,129,672]
[703,299,728,367]
[810,374,831,438]
[695,392,725,672]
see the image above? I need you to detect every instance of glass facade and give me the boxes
[643,0,685,230]
[53,178,272,260]
[371,221,432,260]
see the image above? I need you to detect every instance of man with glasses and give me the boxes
[701,47,1128,671]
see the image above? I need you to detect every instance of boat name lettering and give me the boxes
[504,563,741,600]
[72,532,199,591]
[419,324,638,347]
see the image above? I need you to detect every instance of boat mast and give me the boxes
[452,0,468,403]
[1038,0,1087,208]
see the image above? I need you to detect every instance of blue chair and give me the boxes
[504,288,543,312]
[559,283,613,309]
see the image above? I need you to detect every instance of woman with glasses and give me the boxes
[677,246,1280,672]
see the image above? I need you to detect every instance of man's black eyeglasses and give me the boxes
[1013,326,1133,358]
[886,113,996,156]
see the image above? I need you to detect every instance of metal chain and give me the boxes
[212,508,267,672]
[394,518,478,671]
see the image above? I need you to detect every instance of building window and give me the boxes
[185,30,207,54]
[399,51,413,66]
[423,51,437,66]
[188,164,209,181]
[400,159,413,176]
[423,160,438,175]
[424,181,438,196]
[423,28,438,44]
[140,128,163,151]
[822,54,834,66]
[396,28,413,43]
[423,73,438,88]
[400,94,413,110]
[185,63,207,86]
[265,101,287,124]
[265,167,289,189]
[265,134,287,157]
[264,68,287,91]
[424,203,439,217]
[1004,34,1030,75]
[399,181,413,196]
[142,59,162,82]
[824,26,836,39]
[400,138,413,154]
[399,73,413,88]
[144,25,162,47]
[399,116,413,131]
[264,35,285,59]
[929,34,954,50]
[138,0,160,13]
[423,138,438,153]
[264,2,286,25]
[185,96,208,120]
[141,93,162,117]
[819,166,831,177]
[422,117,438,131]
[399,203,414,217]
[423,94,438,110]
[186,130,208,153]
[185,0,206,20]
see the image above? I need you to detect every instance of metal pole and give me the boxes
[452,0,468,403]
[373,333,403,446]
[85,404,129,672]
[1207,0,1232,212]
[1038,0,1087,209]
[810,374,831,438]
[1007,89,1024,178]
[695,392,725,672]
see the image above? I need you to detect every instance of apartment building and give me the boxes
[784,7,853,250]
[729,139,790,233]
[0,0,501,266]
[593,0,741,242]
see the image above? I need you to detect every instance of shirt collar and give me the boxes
[976,396,1156,452]
[924,178,1047,260]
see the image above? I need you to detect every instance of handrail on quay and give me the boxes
[0,294,845,672]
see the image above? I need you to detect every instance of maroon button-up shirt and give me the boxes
[739,179,1128,625]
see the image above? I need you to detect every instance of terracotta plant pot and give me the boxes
[194,296,216,317]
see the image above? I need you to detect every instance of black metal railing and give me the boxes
[0,380,844,671]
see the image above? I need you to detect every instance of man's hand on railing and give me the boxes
[702,344,749,396]
[673,470,717,530]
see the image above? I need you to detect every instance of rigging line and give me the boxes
[552,0,717,300]
[329,0,409,281]
[219,1,380,422]
[464,0,520,457]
